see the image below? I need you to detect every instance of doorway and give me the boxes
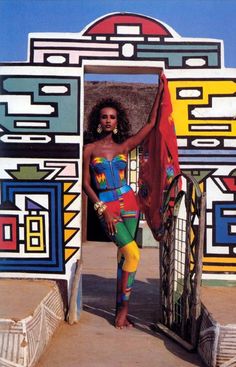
[82,67,161,242]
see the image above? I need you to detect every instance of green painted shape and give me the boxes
[138,44,219,51]
[182,169,214,184]
[7,165,52,180]
[137,51,218,67]
[202,279,236,287]
[0,77,79,133]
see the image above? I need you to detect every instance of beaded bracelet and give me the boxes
[97,204,107,216]
[94,201,107,216]
[94,201,104,211]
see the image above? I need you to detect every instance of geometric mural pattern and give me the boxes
[169,79,236,273]
[0,166,80,273]
[0,69,81,280]
[0,12,235,280]
[0,76,80,158]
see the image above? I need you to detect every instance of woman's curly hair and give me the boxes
[84,98,131,144]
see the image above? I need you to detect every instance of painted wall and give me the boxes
[0,12,235,288]
[0,66,82,293]
[169,74,236,278]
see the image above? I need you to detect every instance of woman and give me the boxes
[83,77,163,329]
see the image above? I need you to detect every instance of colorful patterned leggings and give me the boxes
[98,185,140,310]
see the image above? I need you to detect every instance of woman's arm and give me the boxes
[122,76,164,152]
[82,144,100,204]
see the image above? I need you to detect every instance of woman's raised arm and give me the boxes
[122,76,164,152]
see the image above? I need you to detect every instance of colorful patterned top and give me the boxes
[90,154,127,190]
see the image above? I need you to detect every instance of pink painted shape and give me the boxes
[34,41,119,49]
[45,162,77,177]
[33,49,119,64]
[33,50,45,63]
[58,163,77,177]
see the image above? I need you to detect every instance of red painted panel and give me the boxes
[85,14,171,36]
[0,216,18,250]
[222,177,236,191]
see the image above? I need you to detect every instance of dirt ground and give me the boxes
[3,242,234,366]
[201,285,236,325]
[0,279,55,321]
[35,242,204,367]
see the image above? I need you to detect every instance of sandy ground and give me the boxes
[35,242,204,367]
[0,279,55,321]
[201,285,236,325]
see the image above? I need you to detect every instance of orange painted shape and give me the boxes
[64,194,77,208]
[65,247,79,261]
[64,212,78,225]
[64,228,79,242]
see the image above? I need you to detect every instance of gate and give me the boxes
[157,173,206,350]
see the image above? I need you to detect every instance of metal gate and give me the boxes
[157,173,206,350]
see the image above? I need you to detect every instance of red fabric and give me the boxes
[137,73,181,240]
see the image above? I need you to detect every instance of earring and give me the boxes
[113,126,118,135]
[97,124,102,134]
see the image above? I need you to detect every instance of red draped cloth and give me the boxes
[137,73,181,240]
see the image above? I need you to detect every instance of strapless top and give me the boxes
[90,154,127,190]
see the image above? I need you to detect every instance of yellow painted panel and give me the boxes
[203,257,236,264]
[203,265,236,272]
[26,216,45,251]
[131,171,136,183]
[130,149,137,160]
[169,80,236,137]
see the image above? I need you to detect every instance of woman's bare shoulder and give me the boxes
[83,141,97,150]
[83,142,96,156]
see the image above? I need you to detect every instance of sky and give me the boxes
[0,0,236,82]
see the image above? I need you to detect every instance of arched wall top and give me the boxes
[83,12,176,38]
[26,11,223,70]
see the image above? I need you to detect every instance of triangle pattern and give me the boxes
[65,247,79,261]
[64,228,79,243]
[64,194,77,209]
[63,182,76,193]
[25,197,47,211]
[64,211,79,225]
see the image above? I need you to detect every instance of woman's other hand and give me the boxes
[102,209,117,236]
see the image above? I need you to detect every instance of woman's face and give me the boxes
[99,107,117,133]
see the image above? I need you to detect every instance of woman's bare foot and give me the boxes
[125,317,134,327]
[115,305,134,329]
[115,307,127,329]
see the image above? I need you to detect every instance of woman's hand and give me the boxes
[102,209,117,237]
